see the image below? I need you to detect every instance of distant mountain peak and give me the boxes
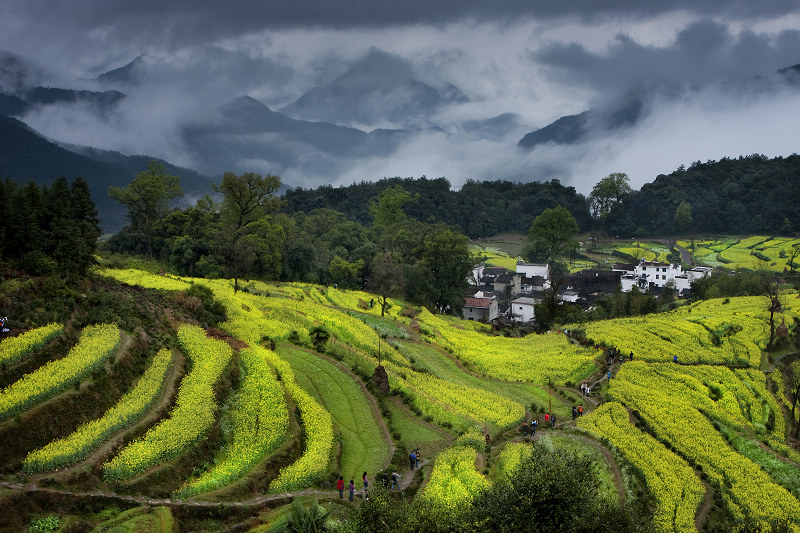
[280,47,468,128]
[97,54,145,86]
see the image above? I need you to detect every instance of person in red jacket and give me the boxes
[337,476,344,499]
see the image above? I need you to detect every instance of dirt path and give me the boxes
[694,480,713,532]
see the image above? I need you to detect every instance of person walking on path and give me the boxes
[349,479,355,501]
[337,476,344,499]
[578,404,583,416]
[391,472,401,490]
[409,450,416,470]
[629,351,634,362]
[531,419,538,437]
[571,406,577,420]
[362,471,369,492]
[415,448,421,469]
[551,414,557,428]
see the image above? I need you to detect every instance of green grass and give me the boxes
[278,345,390,479]
[348,312,410,339]
[89,506,174,532]
[385,398,453,451]
[719,425,800,499]
[537,433,618,503]
[395,340,573,420]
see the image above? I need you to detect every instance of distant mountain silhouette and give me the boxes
[0,115,213,231]
[519,63,800,151]
[97,55,145,86]
[182,94,406,176]
[280,48,468,128]
[518,94,644,150]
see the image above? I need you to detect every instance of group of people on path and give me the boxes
[337,471,371,501]
[337,447,423,500]
[571,404,584,420]
[520,418,540,437]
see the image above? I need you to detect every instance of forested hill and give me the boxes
[284,154,800,239]
[283,177,591,238]
[605,154,800,237]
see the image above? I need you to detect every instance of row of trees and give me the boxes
[0,176,100,278]
[284,154,800,240]
[106,165,473,314]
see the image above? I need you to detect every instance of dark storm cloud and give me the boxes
[533,20,800,99]
[3,0,799,49]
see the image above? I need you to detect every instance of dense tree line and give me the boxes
[0,176,100,278]
[283,177,592,238]
[605,154,800,236]
[105,168,473,314]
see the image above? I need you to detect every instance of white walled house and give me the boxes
[509,296,537,322]
[619,261,711,293]
[515,260,550,289]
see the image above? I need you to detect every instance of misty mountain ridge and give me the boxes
[97,54,145,86]
[0,114,213,232]
[181,94,407,177]
[518,65,800,151]
[0,51,44,92]
[280,48,469,129]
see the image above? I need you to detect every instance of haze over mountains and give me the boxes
[1,40,799,230]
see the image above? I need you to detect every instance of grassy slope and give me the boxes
[396,340,572,420]
[277,345,390,479]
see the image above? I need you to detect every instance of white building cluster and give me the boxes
[615,261,711,294]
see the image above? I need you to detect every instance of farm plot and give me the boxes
[278,345,390,480]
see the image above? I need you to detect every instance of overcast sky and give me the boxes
[1,0,799,193]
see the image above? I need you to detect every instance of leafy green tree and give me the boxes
[416,224,472,314]
[108,161,182,258]
[589,172,632,222]
[366,251,406,317]
[329,255,364,289]
[673,200,693,235]
[214,172,283,291]
[214,171,282,229]
[527,206,579,265]
[370,185,413,229]
[470,444,644,532]
[786,243,800,273]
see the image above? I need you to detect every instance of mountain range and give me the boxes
[0,48,798,232]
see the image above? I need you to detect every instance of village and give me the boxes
[463,259,713,323]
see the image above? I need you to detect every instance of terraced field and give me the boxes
[3,266,800,532]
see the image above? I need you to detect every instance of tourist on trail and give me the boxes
[673,354,678,363]
[363,471,369,491]
[531,419,538,437]
[630,351,634,362]
[578,404,583,416]
[415,448,421,468]
[409,450,416,470]
[521,421,529,435]
[485,433,491,445]
[337,476,344,499]
[544,413,550,424]
[551,414,557,428]
[572,406,577,420]
[391,472,401,490]
[349,479,355,501]
[607,370,611,382]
